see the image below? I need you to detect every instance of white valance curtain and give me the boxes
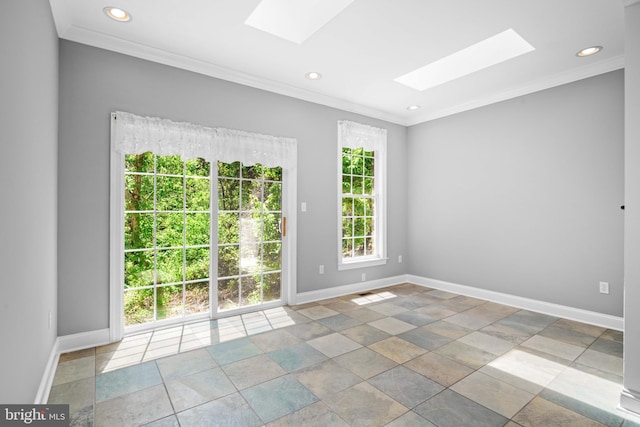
[338,120,387,153]
[112,111,297,169]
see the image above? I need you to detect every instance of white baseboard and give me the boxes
[57,328,111,354]
[294,275,409,305]
[34,339,60,404]
[408,275,624,331]
[621,389,640,416]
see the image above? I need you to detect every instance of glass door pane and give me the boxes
[217,161,282,312]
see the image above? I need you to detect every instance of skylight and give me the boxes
[245,0,355,44]
[394,29,535,91]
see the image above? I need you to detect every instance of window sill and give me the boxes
[338,257,387,271]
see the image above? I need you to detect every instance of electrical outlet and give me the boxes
[599,282,610,294]
[319,264,324,274]
[48,311,52,329]
[361,273,366,282]
[398,255,403,263]
[301,202,307,212]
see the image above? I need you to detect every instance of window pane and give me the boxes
[218,161,240,178]
[342,218,353,238]
[156,213,183,248]
[263,213,281,242]
[186,177,210,211]
[342,197,353,216]
[125,213,153,250]
[124,250,154,288]
[218,212,239,244]
[125,153,154,173]
[186,281,209,315]
[156,284,183,320]
[156,249,183,284]
[241,213,263,243]
[352,176,363,194]
[342,238,353,258]
[364,156,374,177]
[218,245,239,278]
[264,182,281,212]
[125,174,154,211]
[218,178,240,211]
[342,176,352,194]
[241,275,260,306]
[156,155,183,175]
[185,158,210,177]
[354,198,365,216]
[354,217,365,237]
[186,213,209,246]
[185,248,209,281]
[124,288,154,325]
[241,180,262,211]
[263,242,281,272]
[218,278,239,310]
[364,178,374,195]
[264,166,282,182]
[263,273,281,302]
[354,238,365,257]
[240,244,261,275]
[365,217,374,236]
[242,164,263,180]
[156,176,184,211]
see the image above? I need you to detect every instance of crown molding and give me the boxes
[58,25,408,126]
[405,54,625,126]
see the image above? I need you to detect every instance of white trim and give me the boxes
[34,339,60,404]
[57,329,112,354]
[109,115,125,342]
[294,275,408,305]
[625,0,640,7]
[284,166,298,306]
[408,275,624,331]
[57,26,405,126]
[621,389,640,416]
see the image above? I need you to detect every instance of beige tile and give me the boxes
[267,401,349,427]
[293,360,362,399]
[344,307,387,323]
[404,352,474,387]
[165,367,236,412]
[156,348,216,382]
[95,384,173,427]
[368,302,408,316]
[340,324,391,346]
[334,347,397,379]
[59,348,96,363]
[369,337,427,364]
[574,349,622,377]
[450,371,535,418]
[325,382,408,427]
[521,335,585,362]
[433,341,496,369]
[307,332,362,358]
[52,356,95,386]
[96,351,143,374]
[368,317,416,335]
[458,331,515,356]
[222,354,286,389]
[423,320,472,339]
[552,318,606,338]
[413,305,457,319]
[298,305,340,320]
[250,329,302,352]
[513,397,605,427]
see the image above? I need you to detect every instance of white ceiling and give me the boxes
[49,0,625,126]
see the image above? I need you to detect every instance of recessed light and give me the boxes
[406,105,421,111]
[103,7,131,22]
[576,46,602,57]
[305,72,322,80]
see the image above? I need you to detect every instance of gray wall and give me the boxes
[407,70,624,316]
[0,0,59,402]
[623,1,640,408]
[58,41,407,335]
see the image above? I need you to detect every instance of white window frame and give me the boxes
[337,121,387,270]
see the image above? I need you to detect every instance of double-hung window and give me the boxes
[338,121,387,270]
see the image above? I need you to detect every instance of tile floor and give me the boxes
[48,284,640,426]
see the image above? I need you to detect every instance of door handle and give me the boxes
[282,217,287,237]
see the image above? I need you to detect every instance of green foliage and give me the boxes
[123,154,283,325]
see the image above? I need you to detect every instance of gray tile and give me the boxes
[552,318,606,337]
[317,313,363,331]
[385,411,436,427]
[434,341,496,369]
[165,367,236,412]
[574,349,622,377]
[95,384,173,427]
[392,311,438,327]
[142,415,180,427]
[369,365,444,408]
[413,305,458,320]
[286,321,332,340]
[267,401,349,427]
[249,329,302,352]
[269,342,328,372]
[368,317,416,335]
[404,352,474,387]
[206,337,262,365]
[397,328,452,351]
[156,348,216,382]
[414,389,508,427]
[298,305,340,320]
[590,337,624,358]
[539,388,625,427]
[369,337,427,364]
[368,302,409,316]
[96,361,163,402]
[600,329,623,343]
[521,335,585,362]
[221,354,286,389]
[52,356,95,386]
[294,359,362,400]
[423,320,472,339]
[241,375,318,423]
[539,325,597,348]
[480,323,532,345]
[344,307,387,323]
[458,331,515,356]
[48,376,95,414]
[340,324,391,346]
[496,311,558,334]
[334,347,398,379]
[177,392,262,427]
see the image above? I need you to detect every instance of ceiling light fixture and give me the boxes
[576,46,602,57]
[305,72,322,80]
[406,105,421,111]
[395,29,535,92]
[103,7,131,22]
